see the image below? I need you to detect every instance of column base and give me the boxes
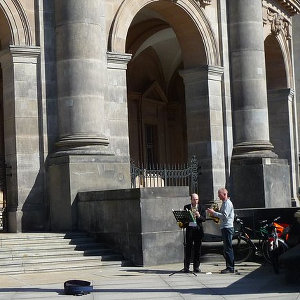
[47,154,131,231]
[232,141,277,159]
[55,134,110,155]
[230,158,291,208]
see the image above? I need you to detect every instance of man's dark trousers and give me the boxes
[221,227,234,271]
[184,227,202,270]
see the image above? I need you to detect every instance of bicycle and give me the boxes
[233,216,289,273]
[262,217,289,273]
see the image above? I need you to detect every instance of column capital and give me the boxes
[0,45,40,65]
[179,65,224,83]
[107,52,132,70]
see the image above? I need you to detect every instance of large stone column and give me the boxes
[229,0,274,158]
[228,0,291,208]
[54,0,108,153]
[48,1,130,231]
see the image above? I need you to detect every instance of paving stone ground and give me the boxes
[0,261,298,299]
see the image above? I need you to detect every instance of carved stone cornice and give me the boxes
[277,0,300,15]
[194,0,212,7]
[170,0,212,6]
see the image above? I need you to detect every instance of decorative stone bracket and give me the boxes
[263,5,291,40]
[195,0,211,6]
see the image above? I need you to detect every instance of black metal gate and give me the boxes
[130,155,200,193]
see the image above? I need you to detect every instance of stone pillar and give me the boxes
[49,1,131,231]
[0,46,44,232]
[268,89,299,207]
[181,66,226,203]
[54,0,108,153]
[228,0,291,208]
[106,52,132,158]
[229,0,274,158]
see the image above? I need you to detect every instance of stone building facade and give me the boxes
[0,0,299,232]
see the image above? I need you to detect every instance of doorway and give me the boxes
[126,8,188,166]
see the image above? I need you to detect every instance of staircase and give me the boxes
[0,232,124,274]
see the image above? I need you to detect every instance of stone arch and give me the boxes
[0,0,32,46]
[265,33,288,90]
[109,0,220,66]
[275,32,293,88]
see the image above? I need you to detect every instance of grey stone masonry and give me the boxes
[228,0,292,208]
[77,187,189,266]
[180,65,226,203]
[54,0,109,154]
[0,46,44,232]
[228,0,275,158]
[231,158,291,208]
[106,52,132,158]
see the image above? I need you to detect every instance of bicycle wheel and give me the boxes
[271,239,289,274]
[261,240,271,263]
[233,236,253,263]
[262,239,288,267]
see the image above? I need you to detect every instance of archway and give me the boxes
[109,0,225,201]
[109,0,219,66]
[265,34,289,159]
[265,35,287,91]
[0,0,32,46]
[125,2,210,166]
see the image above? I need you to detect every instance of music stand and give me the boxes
[169,209,197,276]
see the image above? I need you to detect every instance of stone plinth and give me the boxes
[77,187,189,266]
[230,158,291,208]
[48,155,131,231]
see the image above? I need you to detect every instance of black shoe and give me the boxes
[221,268,234,274]
[193,268,201,273]
[183,268,190,273]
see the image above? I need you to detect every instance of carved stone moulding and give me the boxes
[169,0,212,7]
[266,7,291,38]
[263,1,293,39]
[194,0,212,7]
[276,0,300,15]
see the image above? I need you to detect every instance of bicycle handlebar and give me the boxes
[259,216,281,225]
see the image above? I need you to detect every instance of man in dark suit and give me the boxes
[183,193,206,273]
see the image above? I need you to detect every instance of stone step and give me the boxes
[0,241,109,252]
[0,253,122,266]
[0,232,123,274]
[0,259,122,274]
[0,232,87,240]
[0,236,96,246]
[0,247,116,260]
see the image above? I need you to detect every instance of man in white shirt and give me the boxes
[207,188,235,274]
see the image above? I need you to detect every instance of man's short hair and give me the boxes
[218,188,228,194]
[191,193,199,199]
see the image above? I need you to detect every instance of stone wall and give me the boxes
[77,187,189,266]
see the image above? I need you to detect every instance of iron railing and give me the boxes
[130,155,200,193]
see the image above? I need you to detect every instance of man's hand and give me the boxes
[195,211,200,218]
[207,208,215,215]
